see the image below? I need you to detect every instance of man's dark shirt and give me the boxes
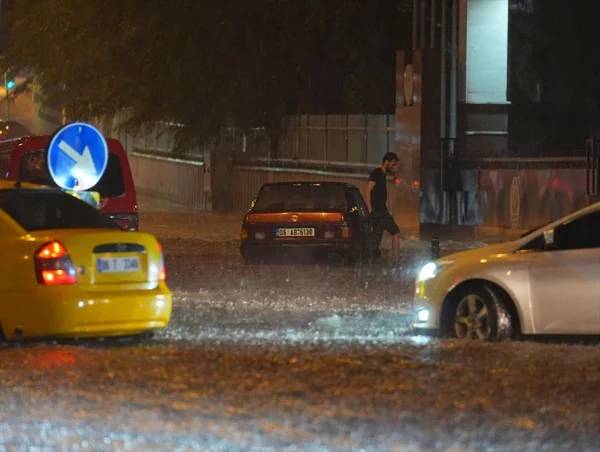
[368,167,388,214]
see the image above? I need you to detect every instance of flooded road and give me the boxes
[0,210,598,450]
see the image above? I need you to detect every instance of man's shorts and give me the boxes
[370,211,400,235]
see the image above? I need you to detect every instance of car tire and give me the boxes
[447,283,514,341]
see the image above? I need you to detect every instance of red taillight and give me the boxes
[35,241,77,286]
[340,225,352,239]
[37,241,68,259]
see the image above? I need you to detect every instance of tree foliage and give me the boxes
[1,0,410,147]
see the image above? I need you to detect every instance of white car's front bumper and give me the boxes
[412,277,446,330]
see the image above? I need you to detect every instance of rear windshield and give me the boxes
[254,184,348,212]
[0,190,118,231]
[19,150,125,197]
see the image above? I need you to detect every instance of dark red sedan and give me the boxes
[240,181,374,261]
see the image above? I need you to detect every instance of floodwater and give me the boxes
[0,209,598,450]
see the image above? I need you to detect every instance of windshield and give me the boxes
[253,184,348,212]
[19,149,125,197]
[0,189,118,231]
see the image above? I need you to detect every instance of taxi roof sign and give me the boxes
[47,122,109,191]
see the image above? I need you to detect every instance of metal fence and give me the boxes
[233,114,397,168]
[99,115,197,158]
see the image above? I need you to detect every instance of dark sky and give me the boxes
[509,0,600,152]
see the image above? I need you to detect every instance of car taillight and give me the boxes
[109,213,139,231]
[158,242,166,282]
[34,241,77,286]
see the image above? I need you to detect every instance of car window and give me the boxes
[553,211,600,250]
[347,187,368,218]
[253,184,348,212]
[0,190,118,231]
[89,153,125,197]
[20,149,51,185]
[518,233,546,253]
[19,150,125,198]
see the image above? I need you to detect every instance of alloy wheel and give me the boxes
[454,293,491,340]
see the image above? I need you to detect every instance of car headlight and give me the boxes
[416,308,430,322]
[416,260,454,282]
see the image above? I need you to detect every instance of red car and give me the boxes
[4,135,139,231]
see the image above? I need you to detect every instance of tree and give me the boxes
[1,0,410,148]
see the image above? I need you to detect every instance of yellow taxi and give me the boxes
[0,180,171,340]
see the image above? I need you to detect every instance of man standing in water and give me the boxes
[365,152,401,260]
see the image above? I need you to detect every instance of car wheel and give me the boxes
[449,283,514,341]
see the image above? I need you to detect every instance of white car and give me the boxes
[413,202,600,340]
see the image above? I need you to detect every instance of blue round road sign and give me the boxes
[47,122,109,191]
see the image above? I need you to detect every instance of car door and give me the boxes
[346,187,369,242]
[528,211,600,334]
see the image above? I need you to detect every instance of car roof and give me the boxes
[10,135,127,158]
[260,181,357,189]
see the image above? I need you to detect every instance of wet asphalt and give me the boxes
[0,213,598,450]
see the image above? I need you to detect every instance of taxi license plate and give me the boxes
[97,257,141,273]
[276,227,315,237]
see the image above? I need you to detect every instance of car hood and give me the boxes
[441,241,518,264]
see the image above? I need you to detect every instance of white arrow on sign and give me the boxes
[58,140,98,188]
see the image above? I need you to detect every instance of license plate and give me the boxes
[97,256,141,273]
[276,227,315,237]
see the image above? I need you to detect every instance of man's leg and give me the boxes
[370,217,384,261]
[383,213,402,261]
[391,232,401,260]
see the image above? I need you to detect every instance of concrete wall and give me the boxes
[479,167,590,229]
[128,152,209,211]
